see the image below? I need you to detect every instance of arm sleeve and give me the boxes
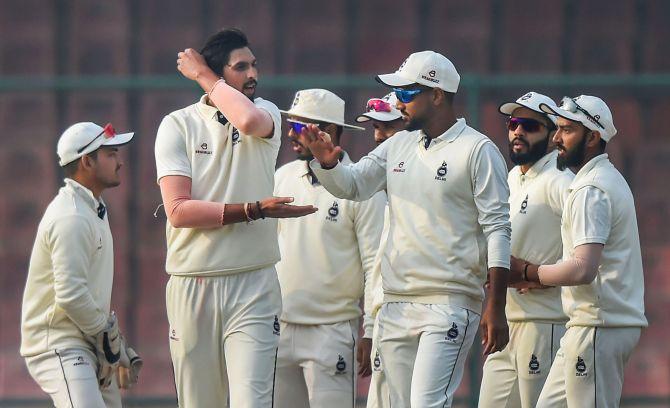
[49,216,108,335]
[471,141,512,269]
[310,142,389,201]
[155,115,192,182]
[537,243,604,286]
[569,186,611,247]
[353,191,386,338]
[208,83,275,138]
[159,176,225,229]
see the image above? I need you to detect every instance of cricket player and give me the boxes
[508,95,647,407]
[273,88,386,408]
[478,92,573,408]
[299,51,512,407]
[20,122,141,407]
[354,92,405,408]
[155,29,316,407]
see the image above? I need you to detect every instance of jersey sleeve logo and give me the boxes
[232,128,241,146]
[529,354,541,374]
[335,354,347,374]
[575,356,588,376]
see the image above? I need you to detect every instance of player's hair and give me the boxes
[62,150,98,178]
[200,28,250,76]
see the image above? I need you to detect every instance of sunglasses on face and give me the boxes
[559,97,604,129]
[77,123,116,154]
[393,87,425,103]
[366,99,392,113]
[506,117,547,133]
[288,121,326,134]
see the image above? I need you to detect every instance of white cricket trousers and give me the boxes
[25,347,122,408]
[376,302,480,408]
[366,316,390,408]
[478,321,566,408]
[274,319,358,408]
[166,266,282,408]
[537,325,641,408]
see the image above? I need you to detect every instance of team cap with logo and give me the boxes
[540,95,617,141]
[376,51,460,93]
[356,92,403,123]
[57,122,134,166]
[499,91,559,126]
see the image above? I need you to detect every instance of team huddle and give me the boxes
[20,28,646,408]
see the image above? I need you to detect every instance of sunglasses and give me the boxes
[366,98,392,113]
[393,87,425,103]
[559,97,604,129]
[288,121,326,134]
[506,117,547,133]
[77,123,116,154]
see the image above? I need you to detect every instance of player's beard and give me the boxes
[242,79,257,100]
[509,136,549,166]
[556,133,588,171]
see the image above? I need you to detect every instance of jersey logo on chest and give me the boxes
[195,142,212,155]
[326,201,339,222]
[232,128,241,146]
[519,194,529,214]
[434,161,448,181]
[392,161,406,173]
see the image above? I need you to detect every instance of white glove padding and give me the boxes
[117,337,143,389]
[89,312,121,389]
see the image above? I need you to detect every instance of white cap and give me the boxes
[540,95,617,142]
[376,51,460,93]
[57,122,134,166]
[356,92,403,123]
[498,91,559,126]
[280,89,364,130]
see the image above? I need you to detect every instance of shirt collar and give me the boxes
[64,178,105,213]
[569,153,610,190]
[522,150,558,179]
[415,118,467,147]
[196,94,220,121]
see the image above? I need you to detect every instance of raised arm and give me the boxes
[177,48,274,138]
[301,124,388,201]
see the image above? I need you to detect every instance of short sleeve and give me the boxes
[155,115,192,182]
[254,98,282,147]
[569,186,611,247]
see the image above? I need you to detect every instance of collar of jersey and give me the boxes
[196,94,220,121]
[64,178,105,214]
[568,153,610,191]
[415,118,467,146]
[523,150,558,179]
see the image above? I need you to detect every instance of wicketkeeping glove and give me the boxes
[117,336,143,389]
[89,312,121,389]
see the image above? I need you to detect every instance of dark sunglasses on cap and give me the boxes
[77,123,116,154]
[506,117,550,133]
[393,87,426,103]
[366,98,392,113]
[559,97,604,129]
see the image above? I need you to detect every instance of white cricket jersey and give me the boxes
[21,179,113,357]
[274,155,385,337]
[368,204,389,322]
[561,154,647,328]
[507,151,572,322]
[311,118,512,312]
[155,94,282,276]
